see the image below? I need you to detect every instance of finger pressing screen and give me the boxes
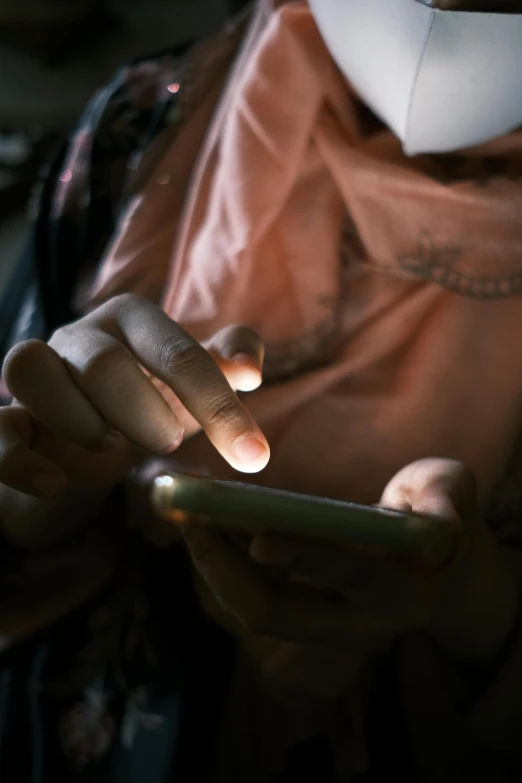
[110,297,270,472]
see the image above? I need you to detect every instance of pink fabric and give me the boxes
[85,5,522,778]
[93,1,522,513]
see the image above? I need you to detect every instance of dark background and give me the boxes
[0,0,248,292]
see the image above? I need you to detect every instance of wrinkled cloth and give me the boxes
[94,1,522,514]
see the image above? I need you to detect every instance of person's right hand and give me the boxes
[0,294,270,499]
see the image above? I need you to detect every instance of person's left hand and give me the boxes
[181,459,509,658]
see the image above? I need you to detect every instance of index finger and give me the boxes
[104,296,269,473]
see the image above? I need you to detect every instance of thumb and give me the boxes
[380,458,477,531]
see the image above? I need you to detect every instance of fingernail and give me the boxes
[32,474,63,498]
[233,435,268,466]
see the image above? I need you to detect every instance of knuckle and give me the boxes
[111,292,141,318]
[76,342,130,385]
[48,321,75,354]
[75,294,142,331]
[3,339,48,385]
[85,293,140,331]
[47,321,86,352]
[157,336,207,376]
[203,395,243,429]
[48,322,73,343]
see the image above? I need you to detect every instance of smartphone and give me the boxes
[151,472,456,564]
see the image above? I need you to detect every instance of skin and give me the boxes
[181,459,518,665]
[0,1,520,664]
[0,295,269,546]
[0,296,518,667]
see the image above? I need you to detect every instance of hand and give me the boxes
[182,459,517,662]
[0,294,269,499]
